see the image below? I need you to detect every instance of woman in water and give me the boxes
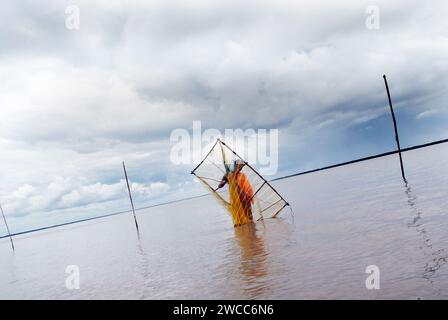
[217,160,254,226]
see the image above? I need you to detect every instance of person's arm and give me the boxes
[216,175,228,190]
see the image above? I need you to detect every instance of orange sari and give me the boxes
[228,172,254,227]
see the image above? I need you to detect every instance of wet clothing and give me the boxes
[235,172,254,206]
[220,169,254,226]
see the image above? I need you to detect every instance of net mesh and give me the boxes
[192,139,289,226]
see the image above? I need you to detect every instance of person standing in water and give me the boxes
[217,160,254,225]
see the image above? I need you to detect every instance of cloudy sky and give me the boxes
[1,0,447,234]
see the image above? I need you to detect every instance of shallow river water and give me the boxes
[1,143,447,299]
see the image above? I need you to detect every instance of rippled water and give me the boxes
[1,143,447,299]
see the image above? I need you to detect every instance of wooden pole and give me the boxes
[122,162,139,232]
[0,204,15,251]
[383,74,407,183]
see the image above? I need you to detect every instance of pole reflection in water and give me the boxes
[136,231,152,299]
[405,182,447,293]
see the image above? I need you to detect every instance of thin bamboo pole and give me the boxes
[383,75,407,183]
[122,162,139,232]
[0,204,15,251]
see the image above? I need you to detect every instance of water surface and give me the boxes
[1,144,447,299]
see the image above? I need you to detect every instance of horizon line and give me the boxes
[1,137,447,240]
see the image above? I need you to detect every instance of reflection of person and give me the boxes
[234,223,268,298]
[217,160,254,226]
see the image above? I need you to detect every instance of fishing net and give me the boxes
[191,139,289,227]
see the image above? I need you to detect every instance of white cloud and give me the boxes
[416,109,438,120]
[11,184,34,199]
[2,177,170,218]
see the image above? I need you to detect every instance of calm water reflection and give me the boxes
[234,222,269,298]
